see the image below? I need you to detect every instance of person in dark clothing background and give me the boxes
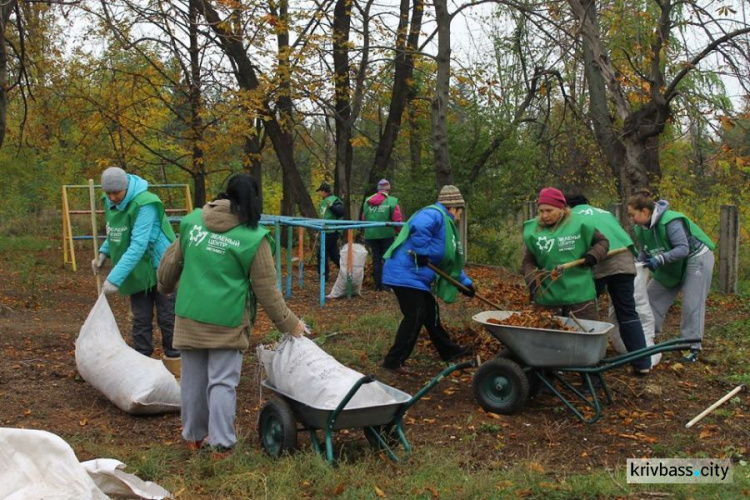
[316,182,344,280]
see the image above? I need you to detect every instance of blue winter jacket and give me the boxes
[382,203,472,292]
[99,174,173,287]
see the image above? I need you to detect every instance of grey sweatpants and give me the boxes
[180,348,243,449]
[647,250,714,351]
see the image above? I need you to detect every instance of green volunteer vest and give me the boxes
[572,204,635,254]
[319,194,343,233]
[634,210,715,288]
[384,204,464,303]
[523,215,596,306]
[103,191,175,296]
[175,209,273,328]
[363,194,398,240]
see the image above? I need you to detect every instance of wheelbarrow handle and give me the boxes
[408,251,503,310]
[555,247,630,272]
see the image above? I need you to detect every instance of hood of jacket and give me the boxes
[202,199,242,233]
[367,191,390,206]
[649,200,670,228]
[108,174,148,210]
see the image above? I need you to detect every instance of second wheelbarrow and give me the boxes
[258,361,475,463]
[472,310,699,423]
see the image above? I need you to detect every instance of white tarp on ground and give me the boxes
[327,243,368,299]
[75,294,181,415]
[257,335,396,410]
[0,428,170,500]
[608,263,662,367]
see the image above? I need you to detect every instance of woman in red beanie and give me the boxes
[521,187,609,320]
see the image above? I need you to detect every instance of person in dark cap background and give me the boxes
[92,166,179,362]
[379,184,474,375]
[361,178,403,291]
[566,193,652,375]
[315,182,344,280]
[521,187,608,321]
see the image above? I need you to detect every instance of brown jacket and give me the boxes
[158,200,300,350]
[592,249,636,280]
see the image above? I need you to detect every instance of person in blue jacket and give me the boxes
[380,185,474,375]
[91,167,179,359]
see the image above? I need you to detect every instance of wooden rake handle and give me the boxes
[555,247,630,272]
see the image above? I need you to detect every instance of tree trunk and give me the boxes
[366,0,423,190]
[0,1,17,150]
[431,0,453,188]
[188,0,206,207]
[195,0,317,219]
[333,0,353,217]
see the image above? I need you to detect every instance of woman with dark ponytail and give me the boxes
[158,173,306,458]
[627,189,715,363]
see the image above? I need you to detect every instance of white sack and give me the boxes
[0,428,171,500]
[327,243,368,299]
[82,459,171,499]
[0,428,109,500]
[257,336,396,410]
[75,294,181,415]
[608,263,661,366]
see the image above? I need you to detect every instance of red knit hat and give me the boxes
[537,187,566,208]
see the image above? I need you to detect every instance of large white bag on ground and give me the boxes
[327,243,368,299]
[75,294,181,415]
[0,428,171,500]
[609,263,661,366]
[0,428,108,500]
[257,336,396,410]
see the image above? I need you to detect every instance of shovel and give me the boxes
[409,251,503,310]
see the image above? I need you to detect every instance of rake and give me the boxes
[527,247,630,299]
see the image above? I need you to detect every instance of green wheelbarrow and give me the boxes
[258,360,475,463]
[472,310,700,423]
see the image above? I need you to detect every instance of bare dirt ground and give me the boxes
[1,245,748,474]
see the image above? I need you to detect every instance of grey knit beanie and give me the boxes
[101,167,128,193]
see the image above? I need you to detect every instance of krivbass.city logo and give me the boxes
[627,458,733,484]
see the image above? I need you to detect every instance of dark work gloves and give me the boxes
[415,254,430,267]
[581,254,598,268]
[461,284,476,298]
[645,256,662,271]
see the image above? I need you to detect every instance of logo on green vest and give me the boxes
[189,225,208,246]
[106,224,127,243]
[536,236,554,253]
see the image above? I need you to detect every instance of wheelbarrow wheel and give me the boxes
[363,424,399,451]
[495,349,542,398]
[473,357,529,414]
[258,398,297,457]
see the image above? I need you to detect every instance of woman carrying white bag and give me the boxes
[158,173,306,458]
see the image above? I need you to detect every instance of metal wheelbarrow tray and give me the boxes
[473,310,612,368]
[472,310,700,423]
[258,361,474,463]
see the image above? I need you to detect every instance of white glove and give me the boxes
[91,253,107,275]
[101,279,119,295]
